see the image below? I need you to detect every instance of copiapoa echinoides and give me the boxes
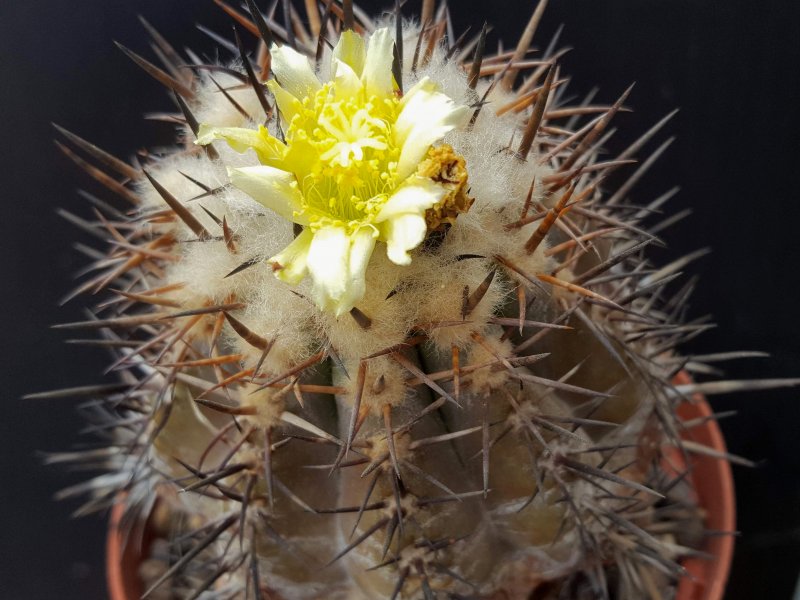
[28,1,800,598]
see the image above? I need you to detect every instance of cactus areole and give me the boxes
[48,1,770,599]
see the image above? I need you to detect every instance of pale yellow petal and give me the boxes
[227,166,307,224]
[381,214,428,266]
[332,30,366,77]
[266,80,304,125]
[394,78,470,179]
[340,227,377,312]
[282,136,320,179]
[196,124,285,167]
[307,226,351,314]
[331,58,362,99]
[270,43,321,100]
[374,177,448,223]
[270,228,313,285]
[361,27,395,98]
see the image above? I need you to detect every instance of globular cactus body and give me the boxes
[48,2,767,599]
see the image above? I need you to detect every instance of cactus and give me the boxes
[39,1,798,599]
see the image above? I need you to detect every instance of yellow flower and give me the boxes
[197,28,469,315]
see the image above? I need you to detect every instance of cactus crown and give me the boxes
[42,1,793,599]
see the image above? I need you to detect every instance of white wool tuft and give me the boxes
[193,68,268,129]
[464,330,515,395]
[229,274,320,375]
[341,355,409,412]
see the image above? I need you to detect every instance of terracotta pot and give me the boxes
[106,374,735,600]
[672,370,736,600]
[107,497,150,600]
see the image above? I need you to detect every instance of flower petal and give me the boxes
[306,226,351,314]
[394,77,470,179]
[227,166,307,224]
[270,44,321,101]
[266,80,304,125]
[381,214,428,266]
[331,59,363,99]
[270,228,313,285]
[341,227,377,312]
[361,27,395,98]
[196,124,285,167]
[332,30,366,78]
[281,136,320,179]
[374,177,448,223]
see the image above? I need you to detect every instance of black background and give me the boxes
[1,1,798,598]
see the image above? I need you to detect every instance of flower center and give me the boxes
[287,84,403,234]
